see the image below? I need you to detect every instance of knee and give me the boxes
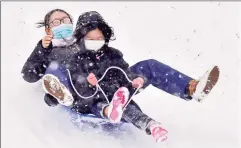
[47,61,61,71]
[146,59,160,64]
[134,59,160,68]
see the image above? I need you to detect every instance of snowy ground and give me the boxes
[1,2,241,148]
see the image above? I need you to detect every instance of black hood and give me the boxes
[74,11,114,43]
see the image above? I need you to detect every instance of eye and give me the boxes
[63,17,71,24]
[52,20,61,26]
[98,38,105,40]
[85,38,94,40]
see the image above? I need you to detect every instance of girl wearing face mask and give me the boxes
[42,11,168,143]
[21,9,81,106]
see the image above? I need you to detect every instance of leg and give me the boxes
[44,61,73,91]
[42,62,74,106]
[130,59,193,100]
[122,103,153,132]
[97,87,168,142]
[103,102,168,142]
[92,87,139,123]
[91,101,109,118]
[130,59,220,102]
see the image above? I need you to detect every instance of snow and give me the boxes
[2,1,241,148]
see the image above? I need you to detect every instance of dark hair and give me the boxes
[99,22,115,43]
[74,11,115,43]
[74,22,115,43]
[36,9,73,28]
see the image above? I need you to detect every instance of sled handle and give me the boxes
[97,66,142,109]
[66,66,142,103]
[97,66,133,83]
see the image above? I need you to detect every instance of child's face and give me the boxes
[84,28,105,50]
[49,11,71,28]
[84,28,105,41]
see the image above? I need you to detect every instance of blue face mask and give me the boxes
[51,24,73,39]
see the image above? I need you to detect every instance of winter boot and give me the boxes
[107,87,130,123]
[147,121,168,142]
[188,66,220,102]
[42,74,74,106]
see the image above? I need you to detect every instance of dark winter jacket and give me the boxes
[60,46,146,114]
[21,40,80,83]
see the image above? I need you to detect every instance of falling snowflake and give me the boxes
[89,63,93,67]
[173,37,178,40]
[173,93,181,97]
[170,6,176,10]
[236,33,240,39]
[33,69,37,74]
[76,75,86,84]
[179,74,183,78]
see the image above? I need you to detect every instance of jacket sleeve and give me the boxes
[21,40,53,83]
[44,94,59,107]
[109,48,148,84]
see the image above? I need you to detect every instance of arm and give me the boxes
[21,40,53,83]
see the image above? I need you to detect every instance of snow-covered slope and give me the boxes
[2,2,241,148]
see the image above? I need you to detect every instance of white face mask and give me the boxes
[84,40,105,51]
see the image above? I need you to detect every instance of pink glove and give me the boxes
[132,77,144,88]
[87,73,98,86]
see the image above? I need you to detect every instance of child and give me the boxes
[21,9,80,105]
[42,11,168,142]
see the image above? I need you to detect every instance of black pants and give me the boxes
[92,100,153,134]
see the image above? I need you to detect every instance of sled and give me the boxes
[62,106,129,133]
[69,109,127,125]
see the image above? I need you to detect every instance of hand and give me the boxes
[132,77,144,88]
[42,33,53,48]
[87,73,98,86]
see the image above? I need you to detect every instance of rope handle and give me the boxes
[66,66,142,107]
